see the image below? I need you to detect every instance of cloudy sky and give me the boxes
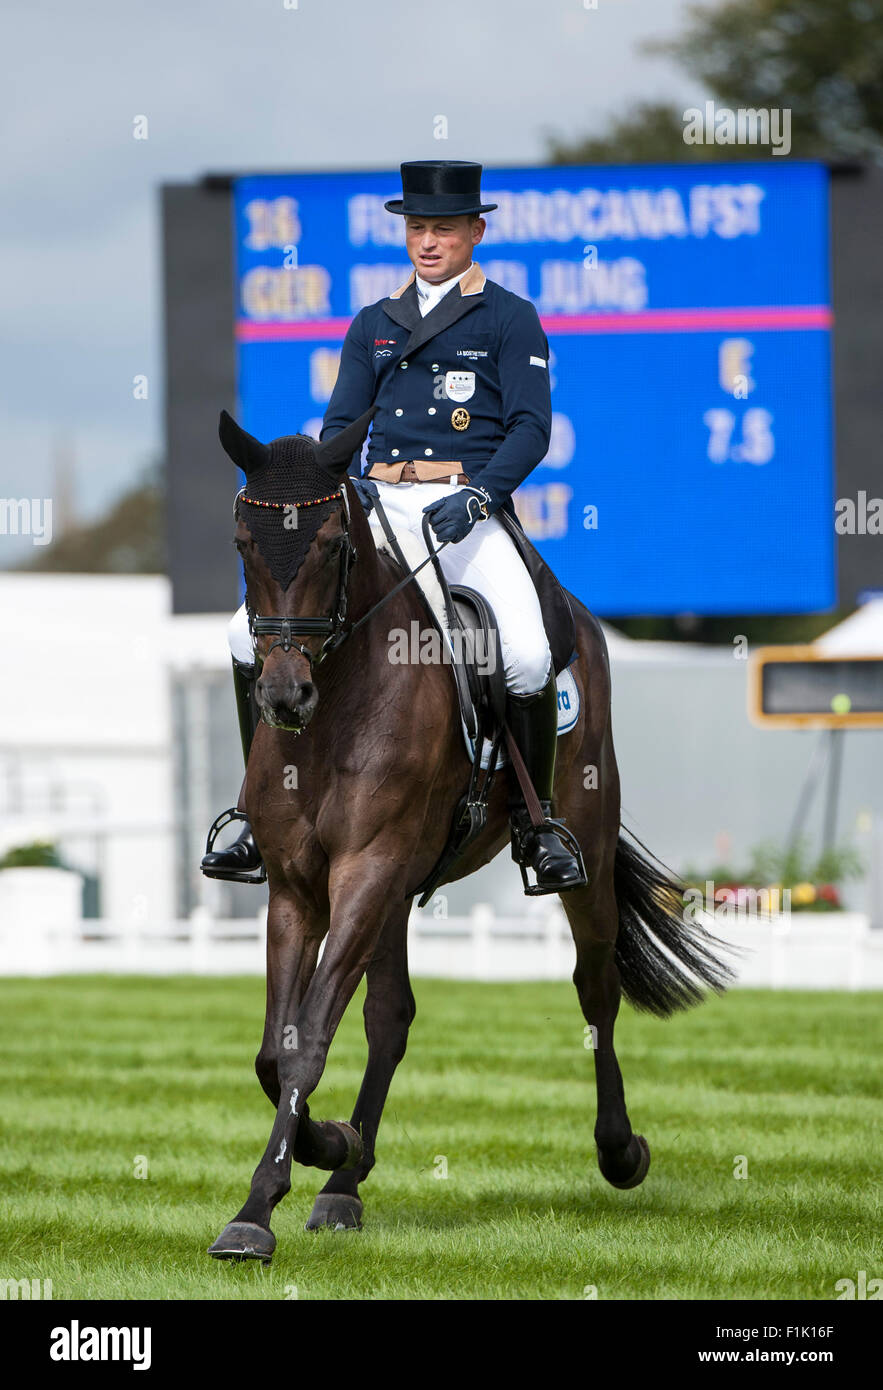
[0,0,702,557]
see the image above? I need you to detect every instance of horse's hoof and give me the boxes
[208,1221,276,1263]
[305,1193,363,1231]
[598,1134,651,1190]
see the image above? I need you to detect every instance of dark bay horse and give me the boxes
[207,409,733,1263]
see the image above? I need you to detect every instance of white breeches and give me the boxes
[227,480,553,696]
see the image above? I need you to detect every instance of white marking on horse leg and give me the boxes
[290,1087,299,1117]
[275,1137,287,1164]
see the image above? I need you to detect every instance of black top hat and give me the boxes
[384,161,498,217]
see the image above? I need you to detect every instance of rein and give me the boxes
[239,484,449,669]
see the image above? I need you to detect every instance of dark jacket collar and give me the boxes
[381,264,487,357]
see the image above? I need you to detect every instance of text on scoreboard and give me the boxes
[233,163,833,615]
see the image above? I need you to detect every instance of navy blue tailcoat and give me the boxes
[320,263,552,518]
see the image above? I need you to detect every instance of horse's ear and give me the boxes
[314,405,376,478]
[218,410,270,476]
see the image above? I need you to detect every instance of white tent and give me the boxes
[814,598,883,656]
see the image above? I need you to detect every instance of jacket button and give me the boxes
[431,363,439,371]
[391,448,400,457]
[400,361,408,369]
[424,448,433,456]
[395,408,403,416]
[427,407,436,415]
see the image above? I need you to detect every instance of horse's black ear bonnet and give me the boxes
[219,409,374,592]
[232,430,340,593]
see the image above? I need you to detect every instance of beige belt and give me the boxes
[368,460,471,485]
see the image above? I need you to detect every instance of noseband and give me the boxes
[238,484,357,669]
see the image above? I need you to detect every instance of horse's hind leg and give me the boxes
[306,903,414,1232]
[561,864,651,1190]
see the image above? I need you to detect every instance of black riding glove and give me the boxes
[349,475,379,516]
[422,485,493,544]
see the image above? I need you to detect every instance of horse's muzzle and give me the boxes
[256,676,318,733]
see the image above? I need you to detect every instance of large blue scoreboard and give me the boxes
[232,162,834,615]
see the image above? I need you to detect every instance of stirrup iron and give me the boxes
[510,809,588,897]
[202,808,267,884]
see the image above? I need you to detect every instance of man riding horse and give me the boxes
[202,159,586,894]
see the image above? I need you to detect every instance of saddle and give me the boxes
[495,507,577,678]
[372,499,576,737]
[371,498,579,905]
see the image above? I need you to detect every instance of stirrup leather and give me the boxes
[201,808,267,884]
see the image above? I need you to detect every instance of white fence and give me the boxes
[1,889,882,988]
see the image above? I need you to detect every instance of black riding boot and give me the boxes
[506,671,587,895]
[200,658,265,882]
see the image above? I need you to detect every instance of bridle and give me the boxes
[237,484,357,670]
[236,479,451,672]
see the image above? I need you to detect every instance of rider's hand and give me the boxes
[422,486,493,544]
[349,475,379,516]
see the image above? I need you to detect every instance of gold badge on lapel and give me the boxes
[451,407,470,431]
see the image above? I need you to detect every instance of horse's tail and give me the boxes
[613,829,741,1018]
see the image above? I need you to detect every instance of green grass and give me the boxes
[0,977,879,1300]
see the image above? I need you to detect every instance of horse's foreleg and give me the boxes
[254,890,321,1107]
[208,859,399,1260]
[306,902,415,1231]
[251,892,351,1170]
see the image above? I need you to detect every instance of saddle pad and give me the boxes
[463,664,580,768]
